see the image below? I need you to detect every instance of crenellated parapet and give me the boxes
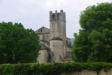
[50,10,66,22]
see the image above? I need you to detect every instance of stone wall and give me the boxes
[36,27,50,42]
[61,69,112,75]
[37,50,48,63]
[50,10,66,40]
[50,40,64,62]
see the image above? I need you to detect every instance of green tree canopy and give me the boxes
[0,22,40,64]
[80,3,112,32]
[72,3,112,62]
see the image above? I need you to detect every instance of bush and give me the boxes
[0,62,112,75]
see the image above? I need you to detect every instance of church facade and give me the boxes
[36,10,72,63]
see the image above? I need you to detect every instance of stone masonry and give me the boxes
[36,10,72,63]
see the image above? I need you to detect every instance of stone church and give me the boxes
[36,10,72,63]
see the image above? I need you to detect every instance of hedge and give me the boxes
[0,62,112,75]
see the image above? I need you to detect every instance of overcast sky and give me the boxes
[0,0,111,38]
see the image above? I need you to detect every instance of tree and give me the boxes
[80,3,112,32]
[72,3,112,62]
[0,22,40,64]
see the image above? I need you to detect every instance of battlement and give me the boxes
[50,10,64,14]
[50,10,65,21]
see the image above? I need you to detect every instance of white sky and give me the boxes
[0,0,111,38]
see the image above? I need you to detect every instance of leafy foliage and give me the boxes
[0,22,40,64]
[0,62,111,75]
[72,3,112,62]
[80,3,112,32]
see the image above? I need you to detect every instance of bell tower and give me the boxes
[50,10,67,62]
[50,10,66,40]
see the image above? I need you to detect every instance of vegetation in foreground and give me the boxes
[0,22,40,64]
[72,3,112,62]
[0,62,111,75]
